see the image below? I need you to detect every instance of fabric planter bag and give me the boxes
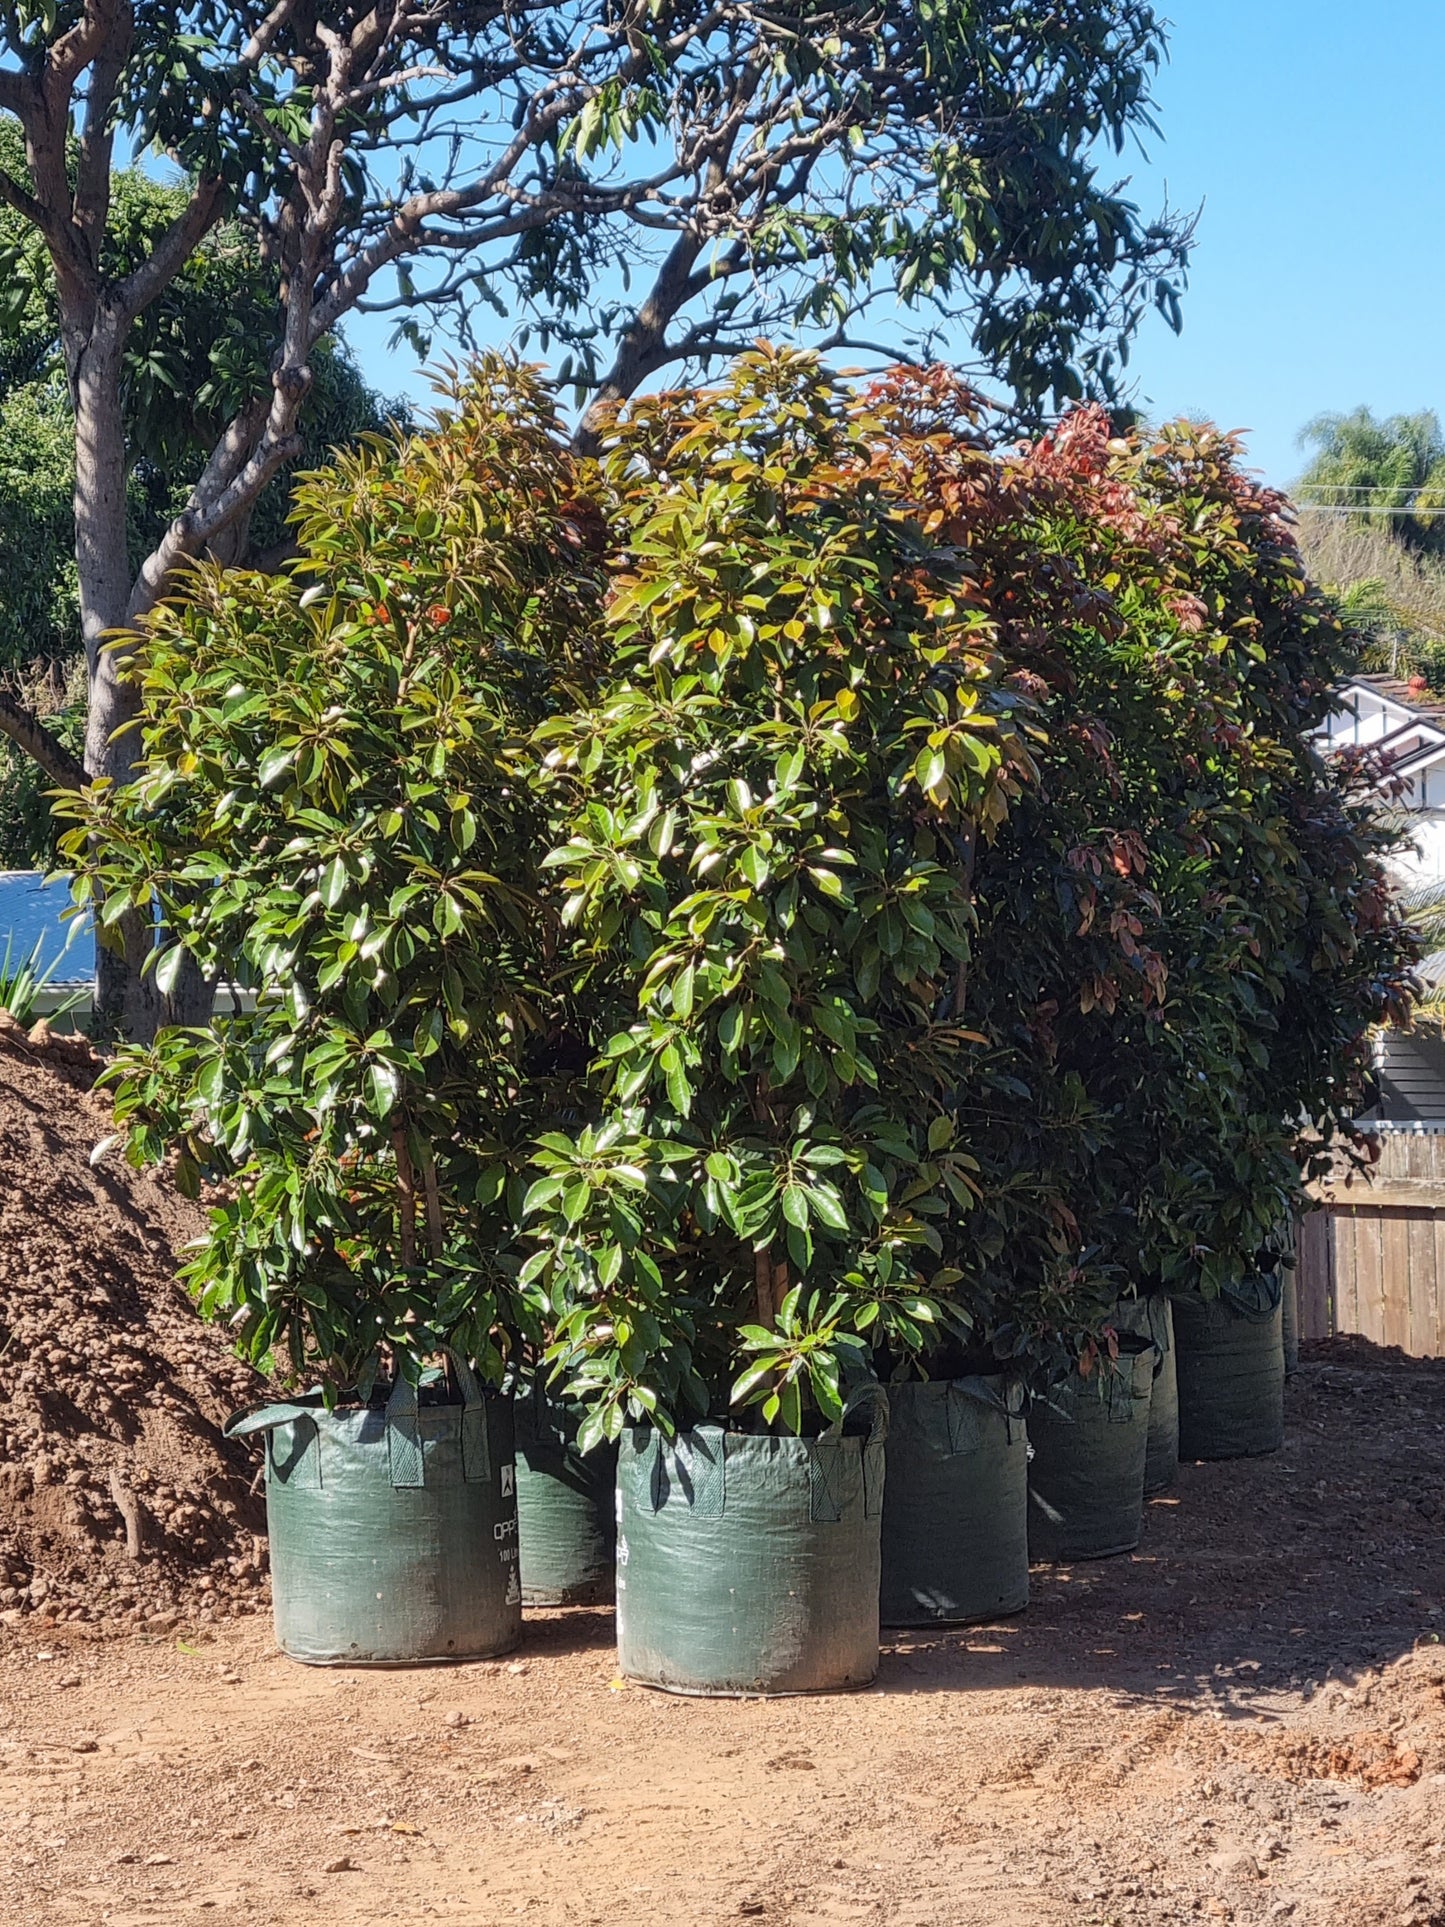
[879,1375,1028,1626]
[1110,1296,1178,1496]
[226,1353,521,1665]
[1171,1280,1285,1461]
[1145,1305,1179,1497]
[513,1377,617,1606]
[1026,1346,1153,1563]
[616,1398,886,1697]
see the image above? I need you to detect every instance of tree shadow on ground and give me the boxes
[515,1605,619,1660]
[872,1340,1445,1712]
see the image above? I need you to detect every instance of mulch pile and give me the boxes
[0,1012,269,1633]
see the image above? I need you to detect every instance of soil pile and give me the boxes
[0,1016,268,1632]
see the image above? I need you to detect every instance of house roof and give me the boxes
[1326,676,1445,783]
[1345,673,1445,727]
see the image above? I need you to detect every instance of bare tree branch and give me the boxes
[0,163,58,244]
[0,691,84,790]
[116,176,228,324]
[0,69,33,119]
[72,1,130,254]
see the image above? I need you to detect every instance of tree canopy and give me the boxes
[0,0,1189,746]
[0,0,1191,1033]
[72,357,1411,1430]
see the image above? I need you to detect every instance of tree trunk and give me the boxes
[70,317,161,1044]
[573,233,703,456]
[754,1247,788,1328]
[73,320,138,782]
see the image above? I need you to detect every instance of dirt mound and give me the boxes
[0,1018,268,1633]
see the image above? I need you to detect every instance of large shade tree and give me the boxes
[0,133,396,865]
[0,0,1190,1036]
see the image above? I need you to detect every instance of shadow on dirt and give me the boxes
[515,1605,619,1660]
[871,1339,1445,1712]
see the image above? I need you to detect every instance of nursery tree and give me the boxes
[944,408,1416,1339]
[530,362,1418,1434]
[66,365,602,1384]
[526,349,1039,1444]
[0,0,1190,1033]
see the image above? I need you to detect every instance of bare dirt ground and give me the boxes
[2,1337,1444,1927]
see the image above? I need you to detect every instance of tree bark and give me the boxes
[573,232,704,456]
[754,1247,789,1327]
[67,313,165,1041]
[73,316,139,782]
[0,691,84,789]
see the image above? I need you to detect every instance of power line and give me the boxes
[1294,503,1445,517]
[1296,485,1444,497]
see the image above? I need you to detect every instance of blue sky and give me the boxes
[348,0,1445,493]
[1118,0,1445,487]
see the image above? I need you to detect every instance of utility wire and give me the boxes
[1296,485,1445,497]
[1294,504,1445,517]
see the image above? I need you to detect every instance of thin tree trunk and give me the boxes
[420,1145,444,1262]
[73,320,137,782]
[393,1123,418,1270]
[754,1247,789,1327]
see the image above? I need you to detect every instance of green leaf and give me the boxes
[153,943,188,998]
[257,745,295,789]
[364,1060,400,1118]
[806,1183,849,1233]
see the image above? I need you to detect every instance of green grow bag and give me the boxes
[1282,1269,1300,1378]
[1111,1296,1177,1496]
[879,1376,1028,1626]
[1171,1281,1285,1461]
[1027,1347,1153,1563]
[227,1357,521,1665]
[616,1406,886,1697]
[513,1379,616,1606]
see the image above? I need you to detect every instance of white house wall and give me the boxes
[1389,813,1445,881]
[1320,687,1410,748]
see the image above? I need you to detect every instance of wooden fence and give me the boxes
[1297,1132,1445,1355]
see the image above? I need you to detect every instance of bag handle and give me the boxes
[836,1380,889,1448]
[224,1401,322,1440]
[834,1383,888,1520]
[225,1346,491,1492]
[388,1346,490,1488]
[1106,1350,1149,1422]
[224,1401,325,1490]
[945,1374,1026,1450]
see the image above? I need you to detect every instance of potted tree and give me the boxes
[525,352,1033,1693]
[66,364,603,1662]
[925,405,1416,1557]
[510,1370,618,1607]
